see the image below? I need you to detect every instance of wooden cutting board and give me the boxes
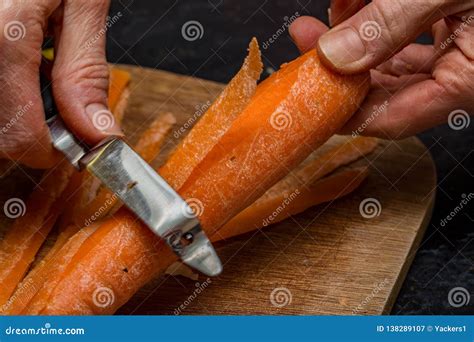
[0,65,436,315]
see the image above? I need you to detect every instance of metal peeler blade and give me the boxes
[48,116,222,277]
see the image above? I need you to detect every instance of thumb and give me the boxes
[51,0,122,146]
[317,0,455,74]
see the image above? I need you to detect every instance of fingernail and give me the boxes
[85,103,123,136]
[318,27,366,67]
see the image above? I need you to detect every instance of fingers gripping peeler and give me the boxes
[41,76,222,277]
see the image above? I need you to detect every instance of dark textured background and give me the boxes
[107,0,473,314]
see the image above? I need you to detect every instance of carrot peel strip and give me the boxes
[214,166,369,241]
[159,38,263,190]
[108,68,131,112]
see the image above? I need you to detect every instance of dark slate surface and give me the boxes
[107,0,473,315]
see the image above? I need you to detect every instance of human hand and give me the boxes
[290,0,474,139]
[0,0,120,168]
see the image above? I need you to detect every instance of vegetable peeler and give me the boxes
[41,75,222,277]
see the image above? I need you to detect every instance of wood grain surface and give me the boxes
[0,65,436,315]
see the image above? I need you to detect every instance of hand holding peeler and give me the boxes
[41,75,222,277]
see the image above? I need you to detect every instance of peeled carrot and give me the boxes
[21,167,367,314]
[0,161,75,306]
[27,167,368,315]
[24,47,370,314]
[215,167,369,240]
[160,38,263,190]
[178,48,369,232]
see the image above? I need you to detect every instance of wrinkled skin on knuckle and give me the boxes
[62,0,110,48]
[369,0,435,56]
[52,56,109,103]
[371,0,406,45]
[65,0,109,21]
[433,50,474,109]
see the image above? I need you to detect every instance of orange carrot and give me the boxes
[160,38,263,190]
[25,47,369,314]
[214,167,369,241]
[24,211,165,314]
[26,167,368,315]
[178,49,369,232]
[0,161,75,306]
